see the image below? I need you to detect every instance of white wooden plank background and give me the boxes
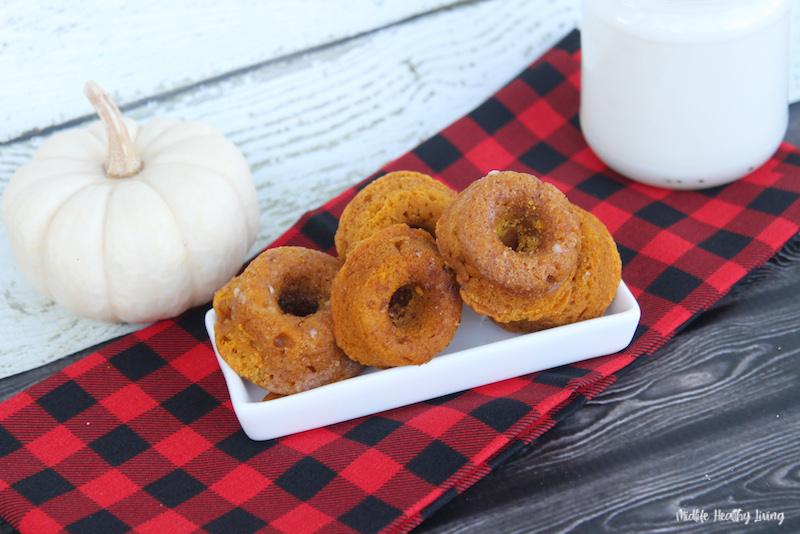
[1,0,467,143]
[1,0,800,378]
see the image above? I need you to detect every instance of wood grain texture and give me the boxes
[6,0,800,145]
[0,0,464,143]
[411,105,800,534]
[415,241,800,533]
[0,0,580,378]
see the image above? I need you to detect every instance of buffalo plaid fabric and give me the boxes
[2,30,800,534]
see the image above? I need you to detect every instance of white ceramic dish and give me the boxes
[205,281,640,441]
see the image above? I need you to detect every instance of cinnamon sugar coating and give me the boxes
[496,207,621,333]
[435,171,582,323]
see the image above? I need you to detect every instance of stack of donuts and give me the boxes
[212,170,621,397]
[435,170,621,333]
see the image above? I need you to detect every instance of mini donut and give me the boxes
[335,171,457,262]
[331,224,462,368]
[213,247,364,395]
[496,207,621,333]
[435,171,581,323]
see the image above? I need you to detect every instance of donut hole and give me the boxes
[278,283,320,317]
[496,207,544,254]
[388,283,426,329]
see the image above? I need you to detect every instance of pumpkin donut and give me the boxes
[496,207,621,333]
[213,247,363,395]
[331,224,462,368]
[334,171,456,262]
[435,171,582,323]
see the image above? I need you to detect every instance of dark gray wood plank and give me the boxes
[413,103,800,533]
[416,234,800,533]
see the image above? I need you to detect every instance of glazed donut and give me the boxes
[496,207,621,333]
[213,247,364,395]
[331,224,462,368]
[435,171,581,323]
[335,171,456,262]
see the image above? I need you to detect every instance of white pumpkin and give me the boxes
[1,81,260,323]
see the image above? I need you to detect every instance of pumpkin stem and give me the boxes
[84,80,143,178]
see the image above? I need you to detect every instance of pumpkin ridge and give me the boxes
[42,183,114,316]
[103,180,191,322]
[36,181,108,300]
[101,183,116,320]
[127,174,197,312]
[5,165,104,201]
[139,158,258,245]
[137,162,250,276]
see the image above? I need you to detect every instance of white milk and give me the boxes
[579,0,790,189]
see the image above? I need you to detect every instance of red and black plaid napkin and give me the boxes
[2,30,800,534]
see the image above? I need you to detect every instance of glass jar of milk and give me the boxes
[579,0,790,189]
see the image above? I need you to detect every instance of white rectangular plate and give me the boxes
[205,281,640,441]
